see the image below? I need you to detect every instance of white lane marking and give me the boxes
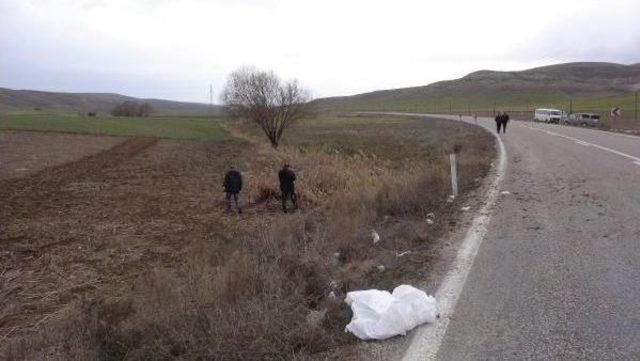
[524,125,640,164]
[402,123,506,361]
[634,161,640,167]
[574,140,590,146]
[363,112,507,361]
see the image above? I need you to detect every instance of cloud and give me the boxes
[513,0,640,64]
[1,0,639,102]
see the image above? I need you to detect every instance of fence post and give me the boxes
[635,91,638,122]
[450,153,458,198]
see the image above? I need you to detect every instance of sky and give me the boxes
[1,0,639,103]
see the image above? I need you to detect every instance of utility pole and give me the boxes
[493,101,496,116]
[635,90,638,123]
[209,84,214,114]
[569,99,573,115]
[449,100,452,114]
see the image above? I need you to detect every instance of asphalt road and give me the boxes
[425,117,640,360]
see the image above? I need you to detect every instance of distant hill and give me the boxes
[312,62,640,114]
[0,88,218,115]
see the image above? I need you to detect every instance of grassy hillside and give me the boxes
[312,62,640,119]
[0,113,230,141]
[0,88,219,115]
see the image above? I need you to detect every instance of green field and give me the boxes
[0,113,230,141]
[320,91,639,118]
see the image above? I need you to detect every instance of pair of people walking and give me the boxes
[222,163,298,214]
[495,112,510,133]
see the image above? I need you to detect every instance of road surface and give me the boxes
[401,115,640,360]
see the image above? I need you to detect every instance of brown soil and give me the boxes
[0,136,257,342]
[0,130,124,180]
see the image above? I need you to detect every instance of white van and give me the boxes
[533,108,564,124]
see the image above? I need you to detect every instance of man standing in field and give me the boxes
[279,163,298,213]
[223,165,242,214]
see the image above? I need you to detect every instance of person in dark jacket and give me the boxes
[495,112,503,133]
[223,165,242,214]
[501,112,510,133]
[278,163,298,213]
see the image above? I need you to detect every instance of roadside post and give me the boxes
[449,153,458,199]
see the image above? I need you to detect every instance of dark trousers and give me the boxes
[496,121,507,133]
[281,190,298,212]
[225,192,241,213]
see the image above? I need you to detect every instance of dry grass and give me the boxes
[3,114,495,360]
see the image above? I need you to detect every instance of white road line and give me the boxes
[403,120,506,361]
[363,112,507,361]
[634,161,640,167]
[523,125,640,164]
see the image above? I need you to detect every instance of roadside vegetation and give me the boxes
[2,113,495,360]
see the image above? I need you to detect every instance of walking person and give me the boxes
[495,112,503,133]
[501,112,510,133]
[223,165,242,214]
[278,163,298,213]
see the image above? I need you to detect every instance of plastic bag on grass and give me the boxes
[344,285,436,340]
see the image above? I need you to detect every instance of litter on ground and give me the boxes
[501,191,510,195]
[396,250,411,257]
[460,206,471,211]
[345,285,437,340]
[371,230,380,244]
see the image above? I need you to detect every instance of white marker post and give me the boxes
[450,153,458,199]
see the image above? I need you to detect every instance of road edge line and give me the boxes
[365,112,507,361]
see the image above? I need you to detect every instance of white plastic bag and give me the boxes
[344,285,436,340]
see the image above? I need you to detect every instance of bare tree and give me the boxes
[222,67,310,148]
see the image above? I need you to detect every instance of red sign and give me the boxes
[611,107,622,117]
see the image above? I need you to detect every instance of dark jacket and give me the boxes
[278,167,296,193]
[495,114,501,123]
[502,113,510,123]
[223,169,242,193]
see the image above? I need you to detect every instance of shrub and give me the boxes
[111,101,153,117]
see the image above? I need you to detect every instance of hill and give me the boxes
[312,62,640,115]
[0,88,218,115]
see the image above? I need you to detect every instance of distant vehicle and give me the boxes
[533,108,565,124]
[567,113,600,127]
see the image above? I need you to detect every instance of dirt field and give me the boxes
[1,115,496,360]
[1,135,249,336]
[0,131,124,179]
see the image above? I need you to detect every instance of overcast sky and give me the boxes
[1,0,639,103]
